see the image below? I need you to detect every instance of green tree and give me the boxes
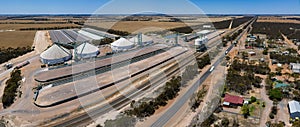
[250,96,257,103]
[241,105,250,118]
[269,88,283,101]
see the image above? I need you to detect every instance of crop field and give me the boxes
[0,31,36,48]
[86,21,194,33]
[257,17,300,24]
[0,22,80,48]
[0,23,80,30]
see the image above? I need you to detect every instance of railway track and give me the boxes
[47,48,200,127]
[35,47,188,107]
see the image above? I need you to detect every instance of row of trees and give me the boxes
[125,76,182,117]
[125,60,207,118]
[2,69,22,108]
[85,25,130,36]
[19,26,81,31]
[0,46,33,64]
[190,86,207,111]
[197,54,211,69]
[222,29,243,47]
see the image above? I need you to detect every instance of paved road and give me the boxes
[150,17,257,127]
[150,45,229,127]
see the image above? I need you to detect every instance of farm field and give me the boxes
[257,16,300,24]
[84,16,235,33]
[86,21,195,33]
[0,23,80,30]
[0,31,36,48]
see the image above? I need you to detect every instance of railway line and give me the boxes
[35,46,188,107]
[34,44,169,83]
[38,19,251,126]
[47,47,201,127]
[150,17,257,127]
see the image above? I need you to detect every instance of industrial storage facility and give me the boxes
[76,42,100,58]
[194,36,208,46]
[49,28,119,44]
[40,44,72,65]
[81,28,119,39]
[49,30,92,44]
[129,34,154,46]
[111,38,134,52]
[78,30,104,40]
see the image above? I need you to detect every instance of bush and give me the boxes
[241,105,250,118]
[221,118,230,127]
[271,106,278,115]
[269,113,274,119]
[250,96,257,103]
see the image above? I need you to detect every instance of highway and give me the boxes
[150,44,228,127]
[150,17,257,127]
[47,19,253,126]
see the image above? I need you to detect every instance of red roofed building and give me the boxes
[223,94,244,107]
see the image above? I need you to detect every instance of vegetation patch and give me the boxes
[0,47,33,64]
[226,60,267,94]
[251,22,300,39]
[2,69,22,108]
[125,76,182,117]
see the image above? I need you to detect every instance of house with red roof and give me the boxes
[223,94,244,107]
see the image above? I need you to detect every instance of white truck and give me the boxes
[209,66,215,72]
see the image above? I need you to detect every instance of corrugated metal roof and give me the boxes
[224,94,244,105]
[78,30,104,40]
[289,100,300,114]
[40,44,71,60]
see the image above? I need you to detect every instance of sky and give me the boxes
[0,0,299,14]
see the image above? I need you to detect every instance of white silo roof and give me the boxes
[111,38,134,47]
[76,42,99,54]
[40,44,71,60]
[129,34,153,43]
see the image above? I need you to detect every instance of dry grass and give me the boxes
[0,23,79,30]
[0,31,36,48]
[86,21,191,33]
[86,16,234,33]
[257,16,300,24]
[0,23,80,48]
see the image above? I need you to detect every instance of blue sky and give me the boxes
[0,0,299,14]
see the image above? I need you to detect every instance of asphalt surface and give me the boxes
[150,17,256,127]
[150,45,229,127]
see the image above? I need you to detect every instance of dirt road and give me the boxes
[32,31,52,54]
